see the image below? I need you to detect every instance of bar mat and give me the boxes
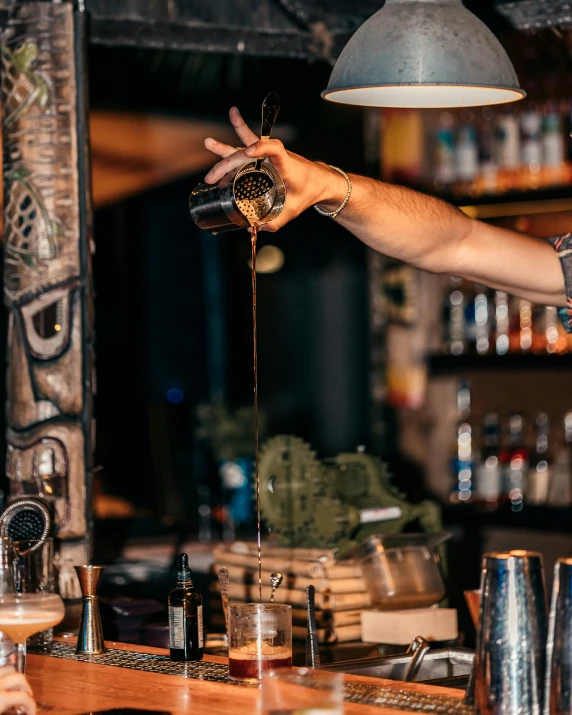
[37,642,472,714]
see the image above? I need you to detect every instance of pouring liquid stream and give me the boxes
[251,225,262,603]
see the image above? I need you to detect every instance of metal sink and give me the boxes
[320,647,474,690]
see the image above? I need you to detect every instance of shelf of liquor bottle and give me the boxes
[428,352,572,376]
[455,185,572,220]
[381,98,572,221]
[443,502,572,533]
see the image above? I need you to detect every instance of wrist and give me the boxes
[312,162,350,211]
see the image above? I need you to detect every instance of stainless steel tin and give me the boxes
[474,550,548,715]
[189,157,286,234]
[321,646,474,689]
[546,557,572,715]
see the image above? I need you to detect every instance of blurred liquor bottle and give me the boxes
[477,107,498,195]
[548,412,572,507]
[542,100,566,187]
[526,412,551,506]
[449,382,473,503]
[475,413,502,507]
[504,413,528,511]
[455,111,478,197]
[494,291,510,356]
[474,286,492,355]
[520,103,542,191]
[508,297,533,353]
[494,108,520,193]
[434,111,456,192]
[541,306,569,354]
[381,109,425,186]
[442,277,467,355]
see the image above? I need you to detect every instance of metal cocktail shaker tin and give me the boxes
[474,550,548,715]
[189,92,286,234]
[189,161,286,234]
[546,558,572,715]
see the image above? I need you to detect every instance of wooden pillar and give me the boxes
[1,0,94,598]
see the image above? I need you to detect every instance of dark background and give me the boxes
[89,48,372,522]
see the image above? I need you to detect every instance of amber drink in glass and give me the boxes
[228,603,292,684]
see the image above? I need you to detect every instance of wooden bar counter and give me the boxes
[25,641,465,715]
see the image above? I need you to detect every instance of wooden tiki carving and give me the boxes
[1,1,94,598]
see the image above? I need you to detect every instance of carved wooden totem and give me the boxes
[1,0,94,598]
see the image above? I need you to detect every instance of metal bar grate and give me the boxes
[37,642,472,713]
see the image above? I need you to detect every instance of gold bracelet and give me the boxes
[314,166,352,219]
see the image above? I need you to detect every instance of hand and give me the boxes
[204,107,346,232]
[0,665,36,714]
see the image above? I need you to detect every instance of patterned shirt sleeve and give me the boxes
[548,233,572,333]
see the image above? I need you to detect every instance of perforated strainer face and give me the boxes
[8,510,45,541]
[234,172,273,201]
[234,170,276,223]
[0,499,51,555]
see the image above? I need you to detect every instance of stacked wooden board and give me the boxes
[211,544,371,643]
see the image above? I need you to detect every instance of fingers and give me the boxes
[0,672,33,696]
[244,140,289,174]
[229,107,259,146]
[204,149,250,184]
[204,137,243,159]
[0,690,36,714]
[244,139,287,162]
[258,212,291,233]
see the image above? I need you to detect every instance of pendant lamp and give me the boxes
[323,0,525,108]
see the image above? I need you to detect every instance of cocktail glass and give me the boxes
[261,667,344,714]
[0,593,65,711]
[13,538,55,649]
[228,603,292,684]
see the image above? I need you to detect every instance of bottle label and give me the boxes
[169,607,185,650]
[197,604,204,649]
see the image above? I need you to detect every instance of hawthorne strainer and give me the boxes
[189,93,286,234]
[0,499,51,555]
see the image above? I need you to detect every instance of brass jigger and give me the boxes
[75,565,105,655]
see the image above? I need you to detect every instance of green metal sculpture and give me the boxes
[257,436,443,556]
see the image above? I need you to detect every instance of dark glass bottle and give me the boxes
[168,553,204,661]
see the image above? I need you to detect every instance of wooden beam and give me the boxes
[89,111,238,207]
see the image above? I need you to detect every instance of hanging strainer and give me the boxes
[0,499,51,555]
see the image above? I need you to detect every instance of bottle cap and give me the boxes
[177,553,193,582]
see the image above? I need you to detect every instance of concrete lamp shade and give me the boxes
[323,0,525,109]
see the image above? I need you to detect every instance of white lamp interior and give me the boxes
[323,85,526,109]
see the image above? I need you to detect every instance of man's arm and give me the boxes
[320,172,566,307]
[204,107,566,308]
